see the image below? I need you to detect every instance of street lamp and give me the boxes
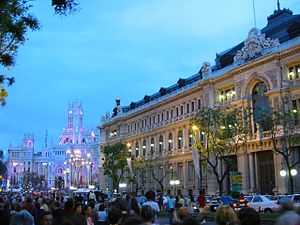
[280,169,298,177]
[291,169,298,176]
[119,183,127,188]
[280,169,287,177]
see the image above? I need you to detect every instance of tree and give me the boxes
[0,0,39,105]
[127,157,146,194]
[52,0,79,15]
[103,142,129,191]
[263,95,300,194]
[192,107,249,195]
[146,158,171,193]
[0,0,80,106]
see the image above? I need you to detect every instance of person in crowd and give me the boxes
[197,190,206,209]
[129,196,140,216]
[142,191,160,214]
[238,207,260,225]
[141,205,157,225]
[176,190,185,208]
[215,205,239,225]
[108,206,123,225]
[166,190,176,225]
[275,211,300,225]
[121,216,144,225]
[89,191,97,202]
[83,205,95,225]
[10,205,35,225]
[40,211,54,225]
[173,207,190,224]
[96,204,108,225]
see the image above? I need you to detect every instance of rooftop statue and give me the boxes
[200,62,211,79]
[234,28,280,65]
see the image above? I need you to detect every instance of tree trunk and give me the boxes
[218,180,223,196]
[288,168,295,194]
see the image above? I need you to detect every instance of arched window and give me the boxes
[135,142,139,157]
[142,140,147,157]
[178,129,183,149]
[150,138,155,156]
[252,82,271,131]
[159,135,164,154]
[168,133,173,151]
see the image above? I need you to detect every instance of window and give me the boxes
[218,87,236,103]
[180,105,184,115]
[159,135,164,154]
[171,110,174,118]
[252,82,271,131]
[253,196,262,202]
[176,108,179,117]
[168,133,173,151]
[150,138,155,156]
[158,114,160,123]
[198,99,201,109]
[161,112,164,121]
[187,161,194,181]
[166,111,169,120]
[191,101,195,112]
[187,103,190,114]
[288,64,300,80]
[178,129,183,149]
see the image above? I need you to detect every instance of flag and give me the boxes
[127,158,133,177]
[192,148,201,179]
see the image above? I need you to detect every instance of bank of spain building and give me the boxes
[100,8,300,195]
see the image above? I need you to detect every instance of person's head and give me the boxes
[64,200,74,212]
[145,191,155,201]
[130,198,140,215]
[108,206,123,224]
[275,211,300,225]
[181,216,200,225]
[177,207,190,221]
[122,216,144,225]
[98,204,105,211]
[238,207,260,225]
[83,205,93,217]
[74,203,82,214]
[40,211,53,225]
[215,205,239,225]
[167,190,171,196]
[141,205,155,223]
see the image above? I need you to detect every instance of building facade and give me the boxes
[7,102,100,190]
[100,8,300,195]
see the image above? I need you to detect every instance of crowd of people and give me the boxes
[0,189,300,225]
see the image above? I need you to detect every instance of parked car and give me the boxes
[246,195,279,213]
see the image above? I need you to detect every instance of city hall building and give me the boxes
[100,7,300,194]
[7,102,100,190]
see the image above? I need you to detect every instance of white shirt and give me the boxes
[143,200,160,213]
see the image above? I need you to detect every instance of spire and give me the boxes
[45,129,48,148]
[277,0,281,11]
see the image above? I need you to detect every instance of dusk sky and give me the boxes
[0,0,299,152]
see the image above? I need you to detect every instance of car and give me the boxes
[246,195,280,213]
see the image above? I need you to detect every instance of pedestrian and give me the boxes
[238,207,260,225]
[142,191,160,214]
[39,211,54,225]
[275,211,300,225]
[96,204,108,225]
[166,190,176,225]
[83,205,95,225]
[176,190,185,208]
[215,205,239,225]
[141,205,157,225]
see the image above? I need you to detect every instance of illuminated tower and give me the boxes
[60,102,84,145]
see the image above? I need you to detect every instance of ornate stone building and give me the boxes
[100,8,300,194]
[7,102,100,190]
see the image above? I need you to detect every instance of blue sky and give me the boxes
[0,0,299,152]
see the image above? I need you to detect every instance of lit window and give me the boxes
[288,64,300,80]
[218,87,236,103]
[178,129,183,149]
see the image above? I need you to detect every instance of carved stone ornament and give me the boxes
[200,62,211,78]
[234,28,280,65]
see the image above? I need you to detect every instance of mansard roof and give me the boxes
[112,8,300,118]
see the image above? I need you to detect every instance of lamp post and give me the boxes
[280,168,298,193]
